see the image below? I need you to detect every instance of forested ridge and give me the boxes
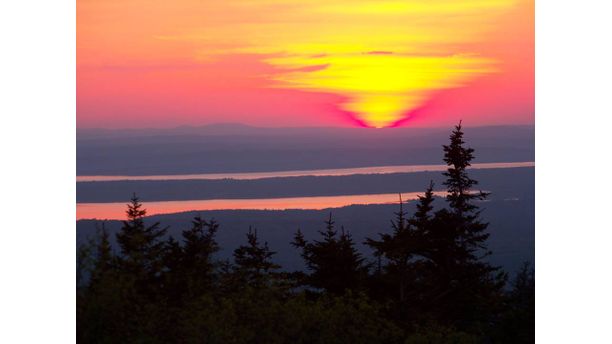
[77,123,534,343]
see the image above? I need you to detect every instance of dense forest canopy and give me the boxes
[77,123,534,343]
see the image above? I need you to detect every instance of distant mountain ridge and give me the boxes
[77,199,534,275]
[77,123,534,139]
[77,125,534,175]
[77,167,534,203]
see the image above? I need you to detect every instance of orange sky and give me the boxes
[77,0,533,128]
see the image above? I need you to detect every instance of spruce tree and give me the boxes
[89,223,114,288]
[233,226,279,288]
[181,216,220,294]
[440,122,494,258]
[425,121,506,326]
[442,121,490,249]
[366,189,435,304]
[115,194,168,295]
[409,181,436,234]
[161,236,185,304]
[293,213,367,294]
[337,225,368,289]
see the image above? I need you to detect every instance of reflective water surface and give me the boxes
[77,162,534,182]
[77,191,449,220]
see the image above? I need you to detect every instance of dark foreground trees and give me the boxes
[77,123,534,343]
[292,213,369,295]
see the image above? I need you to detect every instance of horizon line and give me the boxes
[76,122,536,131]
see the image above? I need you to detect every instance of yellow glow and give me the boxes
[79,0,523,127]
[312,0,516,15]
[227,0,514,127]
[267,53,496,127]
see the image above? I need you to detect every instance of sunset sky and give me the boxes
[77,0,533,128]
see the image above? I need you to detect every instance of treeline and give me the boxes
[76,123,534,343]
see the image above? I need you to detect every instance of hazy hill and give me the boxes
[77,198,534,275]
[77,124,534,175]
[77,166,533,203]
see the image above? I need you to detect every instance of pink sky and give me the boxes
[77,0,533,128]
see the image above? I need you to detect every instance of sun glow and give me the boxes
[267,53,496,127]
[189,0,515,127]
[78,0,532,128]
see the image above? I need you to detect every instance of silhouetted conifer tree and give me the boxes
[78,223,135,343]
[441,121,491,254]
[116,194,167,296]
[234,226,279,288]
[182,216,220,293]
[423,121,506,327]
[160,216,221,305]
[409,181,436,233]
[366,189,434,305]
[75,124,534,343]
[293,213,367,294]
[89,223,114,288]
[161,236,184,305]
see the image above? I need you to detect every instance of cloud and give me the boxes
[79,0,525,127]
[365,51,394,55]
